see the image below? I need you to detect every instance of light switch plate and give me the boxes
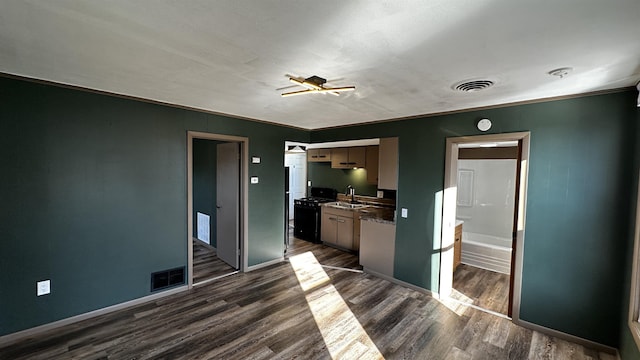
[307,180,312,187]
[401,208,408,218]
[377,190,384,198]
[252,156,261,164]
[37,280,50,296]
[251,176,259,184]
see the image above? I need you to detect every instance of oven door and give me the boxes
[294,204,321,243]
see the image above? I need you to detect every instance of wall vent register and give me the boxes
[151,267,185,291]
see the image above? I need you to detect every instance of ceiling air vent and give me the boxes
[453,79,494,92]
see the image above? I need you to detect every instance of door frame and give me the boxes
[187,131,249,288]
[439,131,530,321]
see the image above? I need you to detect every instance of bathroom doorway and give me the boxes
[440,132,530,320]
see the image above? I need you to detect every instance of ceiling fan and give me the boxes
[279,75,355,97]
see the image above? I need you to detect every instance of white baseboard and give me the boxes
[246,257,284,272]
[0,285,189,347]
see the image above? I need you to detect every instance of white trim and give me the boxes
[246,257,284,272]
[187,131,250,289]
[514,318,619,355]
[439,131,530,323]
[0,285,189,347]
[628,170,640,350]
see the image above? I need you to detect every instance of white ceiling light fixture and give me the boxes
[288,145,306,153]
[281,75,355,97]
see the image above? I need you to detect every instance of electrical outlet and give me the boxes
[251,176,259,184]
[401,208,408,218]
[37,280,50,296]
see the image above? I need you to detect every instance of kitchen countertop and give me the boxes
[324,202,396,224]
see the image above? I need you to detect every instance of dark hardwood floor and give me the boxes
[193,239,236,284]
[0,236,616,359]
[453,264,510,316]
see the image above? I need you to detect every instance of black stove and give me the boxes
[294,187,337,243]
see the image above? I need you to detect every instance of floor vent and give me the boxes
[151,266,185,291]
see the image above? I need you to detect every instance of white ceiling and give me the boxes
[1,1,639,130]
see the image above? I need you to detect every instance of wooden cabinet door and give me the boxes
[321,210,338,245]
[453,224,462,271]
[336,216,354,249]
[308,149,331,162]
[378,137,399,190]
[349,147,366,168]
[366,146,379,185]
[331,148,349,168]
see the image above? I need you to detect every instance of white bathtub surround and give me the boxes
[461,232,512,274]
[456,159,517,239]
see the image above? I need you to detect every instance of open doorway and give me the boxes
[440,132,530,320]
[187,132,249,287]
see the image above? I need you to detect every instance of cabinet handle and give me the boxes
[329,217,337,221]
[337,219,346,223]
[339,162,347,165]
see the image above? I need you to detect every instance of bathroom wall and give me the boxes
[456,159,517,241]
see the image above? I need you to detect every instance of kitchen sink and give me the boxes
[330,201,369,209]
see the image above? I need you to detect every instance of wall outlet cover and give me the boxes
[252,156,261,164]
[251,176,259,184]
[401,208,408,218]
[377,190,384,198]
[37,280,50,296]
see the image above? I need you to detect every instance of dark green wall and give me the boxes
[192,139,219,247]
[0,76,308,336]
[618,106,640,360]
[311,91,638,347]
[307,162,377,196]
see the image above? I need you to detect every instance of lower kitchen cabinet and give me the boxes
[321,207,359,251]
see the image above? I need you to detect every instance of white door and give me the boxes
[216,142,240,268]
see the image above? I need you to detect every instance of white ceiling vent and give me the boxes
[453,79,495,92]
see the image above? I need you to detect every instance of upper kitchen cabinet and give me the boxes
[307,148,331,162]
[366,145,379,185]
[378,137,398,190]
[331,147,366,169]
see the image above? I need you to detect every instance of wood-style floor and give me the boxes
[0,236,616,359]
[453,264,510,316]
[192,239,236,284]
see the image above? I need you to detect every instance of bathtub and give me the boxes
[460,232,512,274]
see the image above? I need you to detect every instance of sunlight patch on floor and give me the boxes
[289,251,384,359]
[438,288,474,316]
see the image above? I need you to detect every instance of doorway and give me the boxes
[440,132,530,320]
[187,132,249,287]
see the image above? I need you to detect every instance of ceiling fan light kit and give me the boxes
[281,75,355,97]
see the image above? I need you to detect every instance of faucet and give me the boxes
[346,185,355,203]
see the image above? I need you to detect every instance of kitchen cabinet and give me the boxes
[454,223,462,271]
[360,220,396,277]
[378,137,398,190]
[307,148,331,162]
[321,206,360,251]
[366,145,379,185]
[331,147,366,169]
